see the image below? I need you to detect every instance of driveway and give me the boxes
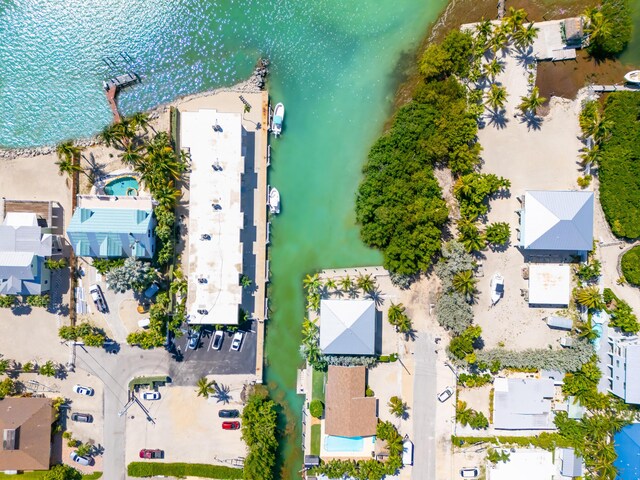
[411,334,437,480]
[75,345,171,480]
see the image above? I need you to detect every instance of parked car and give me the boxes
[139,449,164,459]
[89,284,108,313]
[460,467,479,478]
[188,331,201,350]
[144,282,160,299]
[142,391,160,401]
[73,384,94,396]
[437,386,454,403]
[230,331,244,351]
[138,318,150,329]
[71,413,93,423]
[222,421,240,430]
[218,409,239,418]
[70,451,93,466]
[212,330,224,350]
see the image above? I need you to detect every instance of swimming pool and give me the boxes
[593,322,603,351]
[324,435,365,453]
[614,424,640,479]
[104,176,139,196]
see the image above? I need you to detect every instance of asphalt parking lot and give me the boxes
[170,323,257,385]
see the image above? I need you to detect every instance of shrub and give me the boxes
[458,373,493,388]
[365,387,375,397]
[621,246,640,285]
[585,0,632,58]
[608,300,640,334]
[26,294,49,308]
[448,326,482,360]
[242,386,278,480]
[92,257,125,274]
[436,292,473,335]
[44,464,83,480]
[577,175,592,188]
[0,295,16,308]
[484,222,510,246]
[309,399,324,418]
[127,462,243,479]
[105,258,152,293]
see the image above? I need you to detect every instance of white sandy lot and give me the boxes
[471,39,588,350]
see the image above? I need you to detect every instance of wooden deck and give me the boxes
[590,84,640,93]
[103,72,140,123]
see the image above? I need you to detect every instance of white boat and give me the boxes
[272,103,284,136]
[269,187,280,214]
[490,273,505,306]
[624,71,640,84]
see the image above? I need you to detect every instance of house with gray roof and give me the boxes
[605,331,640,404]
[67,196,155,259]
[493,378,556,430]
[0,213,52,296]
[519,191,594,255]
[319,299,376,355]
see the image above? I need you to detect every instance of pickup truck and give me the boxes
[89,284,108,313]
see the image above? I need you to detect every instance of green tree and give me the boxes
[486,83,507,112]
[449,325,482,360]
[356,273,375,293]
[484,222,511,246]
[324,278,337,291]
[129,111,151,133]
[39,360,57,377]
[26,294,49,308]
[388,303,406,326]
[44,464,82,480]
[105,258,152,293]
[483,59,504,82]
[518,87,546,115]
[242,387,277,480]
[120,143,143,168]
[504,7,528,32]
[195,377,215,398]
[303,273,321,293]
[309,399,324,418]
[452,270,478,301]
[58,326,78,341]
[55,157,83,180]
[338,275,353,293]
[45,258,68,270]
[0,378,16,399]
[513,22,539,49]
[388,396,407,418]
[585,0,632,57]
[575,286,604,309]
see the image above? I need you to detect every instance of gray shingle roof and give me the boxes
[522,191,594,251]
[319,300,376,355]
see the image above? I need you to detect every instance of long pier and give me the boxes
[103,72,140,123]
[589,84,640,93]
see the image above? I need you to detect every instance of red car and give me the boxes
[222,421,240,430]
[139,449,164,459]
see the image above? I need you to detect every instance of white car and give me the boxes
[73,384,94,396]
[460,467,479,478]
[142,391,160,401]
[212,330,224,350]
[437,386,454,403]
[230,331,244,351]
[70,451,92,466]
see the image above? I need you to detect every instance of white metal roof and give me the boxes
[181,109,244,325]
[319,300,376,355]
[528,264,571,306]
[488,449,555,480]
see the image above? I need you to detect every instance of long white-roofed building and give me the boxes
[181,109,244,325]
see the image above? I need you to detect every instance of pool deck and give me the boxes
[76,194,154,210]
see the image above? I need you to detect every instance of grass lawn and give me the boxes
[312,369,326,402]
[0,473,102,479]
[310,424,321,456]
[127,462,242,479]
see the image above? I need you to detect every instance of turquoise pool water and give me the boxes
[614,424,640,480]
[324,435,365,453]
[593,322,603,351]
[104,176,139,196]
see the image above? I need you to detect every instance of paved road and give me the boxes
[75,346,171,480]
[412,334,437,480]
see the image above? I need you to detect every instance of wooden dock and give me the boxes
[590,84,640,93]
[103,72,140,123]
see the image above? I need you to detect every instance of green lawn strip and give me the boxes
[127,462,242,479]
[128,375,170,391]
[310,424,321,456]
[0,472,102,479]
[311,369,326,402]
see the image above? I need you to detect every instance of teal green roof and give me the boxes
[76,240,91,257]
[68,208,152,234]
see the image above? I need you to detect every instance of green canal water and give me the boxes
[0,0,446,476]
[621,0,640,66]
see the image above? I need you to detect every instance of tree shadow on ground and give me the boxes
[520,112,543,131]
[486,109,509,129]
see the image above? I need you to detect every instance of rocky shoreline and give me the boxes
[0,58,269,160]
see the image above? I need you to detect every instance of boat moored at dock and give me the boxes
[271,103,284,136]
[624,71,640,84]
[269,187,280,214]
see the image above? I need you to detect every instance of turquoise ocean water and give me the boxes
[0,0,446,476]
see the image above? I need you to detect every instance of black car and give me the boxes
[71,413,93,423]
[218,409,240,418]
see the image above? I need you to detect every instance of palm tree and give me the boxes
[395,314,413,336]
[196,377,215,397]
[452,270,478,301]
[577,318,598,341]
[153,181,182,209]
[475,18,493,38]
[580,144,603,167]
[55,157,83,179]
[120,144,143,168]
[513,23,539,50]
[584,7,612,46]
[388,396,407,418]
[518,87,546,115]
[338,275,353,293]
[324,278,337,292]
[129,112,151,133]
[485,84,508,112]
[303,273,321,293]
[38,360,57,377]
[388,302,406,326]
[490,26,509,53]
[460,227,486,252]
[100,123,127,148]
[575,286,604,309]
[504,7,528,33]
[56,141,82,161]
[483,58,504,81]
[356,274,375,294]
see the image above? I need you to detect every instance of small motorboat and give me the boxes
[624,71,640,84]
[269,187,280,214]
[490,273,504,307]
[272,103,284,137]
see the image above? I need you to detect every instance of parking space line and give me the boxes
[207,333,215,351]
